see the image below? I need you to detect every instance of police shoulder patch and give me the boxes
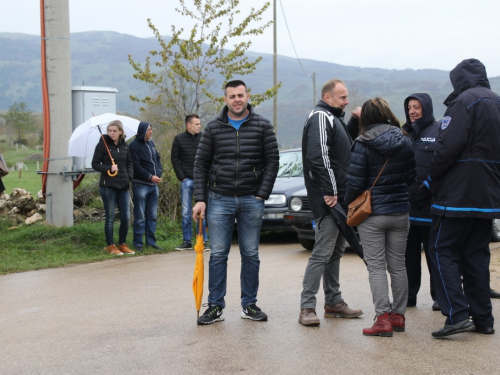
[441,116,452,130]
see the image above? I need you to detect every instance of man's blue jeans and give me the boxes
[132,183,159,247]
[99,187,130,246]
[207,193,265,308]
[181,178,207,242]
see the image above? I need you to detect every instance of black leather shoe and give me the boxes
[473,326,495,334]
[432,300,440,311]
[135,246,143,252]
[147,244,165,250]
[432,318,475,338]
[490,289,500,299]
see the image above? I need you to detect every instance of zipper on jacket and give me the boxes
[146,143,157,175]
[235,131,240,192]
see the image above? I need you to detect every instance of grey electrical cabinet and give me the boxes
[71,86,118,170]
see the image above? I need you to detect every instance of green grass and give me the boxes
[0,218,183,275]
[0,144,44,195]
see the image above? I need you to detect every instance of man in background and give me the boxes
[171,114,207,250]
[129,122,164,252]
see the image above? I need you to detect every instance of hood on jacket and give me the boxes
[136,121,152,142]
[356,123,406,157]
[444,59,491,106]
[403,93,435,129]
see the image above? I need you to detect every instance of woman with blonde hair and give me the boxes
[92,120,135,255]
[346,98,415,336]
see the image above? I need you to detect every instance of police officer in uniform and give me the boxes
[402,93,440,310]
[418,59,500,337]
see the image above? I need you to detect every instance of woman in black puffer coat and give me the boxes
[346,98,415,337]
[92,120,134,255]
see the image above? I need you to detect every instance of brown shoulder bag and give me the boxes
[347,158,389,226]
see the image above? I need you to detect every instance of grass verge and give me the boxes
[0,218,183,275]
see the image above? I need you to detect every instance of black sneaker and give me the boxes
[241,304,268,321]
[176,241,192,250]
[197,305,224,325]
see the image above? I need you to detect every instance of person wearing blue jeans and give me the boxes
[132,183,159,250]
[207,193,264,309]
[171,114,207,250]
[192,80,279,325]
[180,178,207,247]
[129,121,164,252]
[92,120,135,255]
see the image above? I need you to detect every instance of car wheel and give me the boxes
[492,218,500,242]
[299,238,315,251]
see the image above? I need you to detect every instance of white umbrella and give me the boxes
[68,113,140,158]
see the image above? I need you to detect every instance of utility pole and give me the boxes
[273,0,278,138]
[312,72,317,106]
[42,0,74,226]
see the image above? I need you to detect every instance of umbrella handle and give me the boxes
[107,168,118,177]
[198,216,203,236]
[97,128,118,178]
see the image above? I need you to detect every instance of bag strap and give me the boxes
[369,158,389,193]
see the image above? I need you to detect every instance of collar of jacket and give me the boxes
[316,100,345,120]
[216,103,255,125]
[185,129,200,138]
[99,134,123,147]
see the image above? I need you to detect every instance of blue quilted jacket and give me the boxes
[345,124,416,215]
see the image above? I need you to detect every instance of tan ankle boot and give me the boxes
[106,244,123,255]
[118,244,135,254]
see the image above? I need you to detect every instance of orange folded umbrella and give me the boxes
[192,215,205,318]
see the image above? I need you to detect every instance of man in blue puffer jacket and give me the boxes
[424,59,500,338]
[129,121,164,252]
[402,93,440,310]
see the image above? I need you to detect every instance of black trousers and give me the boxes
[405,224,435,303]
[428,215,493,328]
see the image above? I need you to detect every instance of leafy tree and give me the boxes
[4,102,36,144]
[128,0,281,129]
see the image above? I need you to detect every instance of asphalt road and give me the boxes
[1,237,499,374]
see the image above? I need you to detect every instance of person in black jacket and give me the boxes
[192,80,279,325]
[346,98,415,337]
[171,114,207,250]
[423,59,500,338]
[299,79,363,327]
[129,122,164,252]
[92,120,135,255]
[402,93,440,310]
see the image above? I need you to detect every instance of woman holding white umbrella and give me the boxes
[92,120,135,255]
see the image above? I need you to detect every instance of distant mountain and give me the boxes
[1,31,499,148]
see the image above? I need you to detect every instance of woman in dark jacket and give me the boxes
[92,120,135,255]
[346,98,416,337]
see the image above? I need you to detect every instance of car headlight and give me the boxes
[290,197,303,212]
[266,194,286,205]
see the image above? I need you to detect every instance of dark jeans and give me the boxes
[132,183,159,247]
[206,193,265,308]
[428,216,493,328]
[405,224,436,303]
[181,178,207,242]
[99,187,130,246]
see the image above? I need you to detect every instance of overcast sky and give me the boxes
[2,0,500,76]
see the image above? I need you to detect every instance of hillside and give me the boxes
[1,31,499,148]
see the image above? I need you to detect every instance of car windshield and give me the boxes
[277,151,303,177]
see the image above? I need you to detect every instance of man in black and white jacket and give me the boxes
[299,79,363,326]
